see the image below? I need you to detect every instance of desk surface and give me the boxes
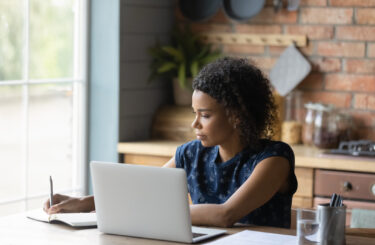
[1,213,375,245]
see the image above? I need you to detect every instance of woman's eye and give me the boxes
[201,114,210,118]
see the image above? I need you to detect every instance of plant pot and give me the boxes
[173,78,193,106]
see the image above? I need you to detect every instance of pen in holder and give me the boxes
[317,203,346,245]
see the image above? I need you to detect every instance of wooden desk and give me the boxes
[1,212,375,244]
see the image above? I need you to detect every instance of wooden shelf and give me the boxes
[201,33,307,47]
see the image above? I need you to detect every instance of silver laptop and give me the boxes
[90,161,226,243]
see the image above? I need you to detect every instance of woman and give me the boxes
[44,57,297,228]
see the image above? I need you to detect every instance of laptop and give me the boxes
[90,161,226,243]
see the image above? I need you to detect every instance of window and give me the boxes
[0,0,87,216]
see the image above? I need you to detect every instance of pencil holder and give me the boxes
[317,203,346,245]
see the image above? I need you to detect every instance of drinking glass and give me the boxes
[297,209,320,244]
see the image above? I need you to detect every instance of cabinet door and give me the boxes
[292,167,314,208]
[123,154,170,167]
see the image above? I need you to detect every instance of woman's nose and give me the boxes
[191,116,200,129]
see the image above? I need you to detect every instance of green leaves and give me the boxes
[148,25,222,88]
[161,46,183,62]
[157,62,177,73]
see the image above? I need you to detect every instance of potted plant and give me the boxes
[148,25,221,106]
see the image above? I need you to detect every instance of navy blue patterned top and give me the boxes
[175,139,298,228]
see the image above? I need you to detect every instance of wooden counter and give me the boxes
[118,140,375,172]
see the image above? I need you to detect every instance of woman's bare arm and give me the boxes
[163,156,176,168]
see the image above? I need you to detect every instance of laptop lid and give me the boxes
[90,161,225,243]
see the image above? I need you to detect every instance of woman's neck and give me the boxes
[218,135,245,163]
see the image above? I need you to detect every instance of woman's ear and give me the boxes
[228,113,240,129]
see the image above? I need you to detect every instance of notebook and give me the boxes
[27,209,97,228]
[90,161,226,243]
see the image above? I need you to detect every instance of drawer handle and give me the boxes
[372,184,375,196]
[342,181,352,192]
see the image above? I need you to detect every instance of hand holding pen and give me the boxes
[49,176,54,208]
[44,177,95,214]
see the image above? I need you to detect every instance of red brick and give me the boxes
[336,26,375,41]
[249,7,298,24]
[356,9,375,24]
[325,74,375,92]
[330,0,375,7]
[300,0,327,6]
[269,46,288,55]
[249,56,278,70]
[223,44,265,55]
[263,0,327,7]
[285,25,334,40]
[311,57,342,72]
[209,9,231,23]
[265,0,327,6]
[354,93,375,110]
[297,73,324,90]
[302,91,352,108]
[369,43,375,57]
[349,110,375,128]
[235,24,282,34]
[191,23,231,33]
[300,8,353,24]
[268,42,314,56]
[317,42,365,57]
[356,128,375,141]
[345,59,375,74]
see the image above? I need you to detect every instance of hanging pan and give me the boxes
[223,0,265,21]
[179,0,222,22]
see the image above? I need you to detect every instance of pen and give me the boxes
[329,193,337,207]
[49,176,53,207]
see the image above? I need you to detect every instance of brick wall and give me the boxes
[176,0,375,141]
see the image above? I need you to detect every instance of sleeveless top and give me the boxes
[175,139,298,228]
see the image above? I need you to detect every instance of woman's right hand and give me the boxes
[43,194,95,214]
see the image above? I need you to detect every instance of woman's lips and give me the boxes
[196,134,206,140]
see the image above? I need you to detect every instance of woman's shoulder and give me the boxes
[263,139,293,151]
[256,139,295,161]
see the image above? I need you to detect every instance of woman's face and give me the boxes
[191,90,237,147]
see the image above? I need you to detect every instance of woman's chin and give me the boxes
[199,140,213,147]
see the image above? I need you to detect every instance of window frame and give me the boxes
[0,0,88,211]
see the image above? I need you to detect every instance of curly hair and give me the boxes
[192,57,277,150]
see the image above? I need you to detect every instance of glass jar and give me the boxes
[302,103,316,146]
[337,112,355,142]
[281,90,303,145]
[313,104,340,149]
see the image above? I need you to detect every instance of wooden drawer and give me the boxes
[314,197,375,226]
[314,170,375,201]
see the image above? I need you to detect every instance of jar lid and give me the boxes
[305,102,335,111]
